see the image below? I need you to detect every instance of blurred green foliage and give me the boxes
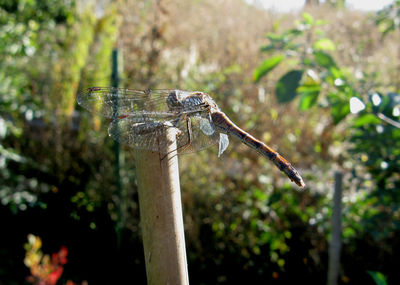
[368,271,388,285]
[254,12,353,123]
[376,0,400,36]
[0,0,121,212]
[1,0,400,284]
[254,5,400,283]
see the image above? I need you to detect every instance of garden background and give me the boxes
[1,0,400,284]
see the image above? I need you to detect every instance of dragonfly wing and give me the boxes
[174,115,220,154]
[218,133,229,157]
[77,87,191,118]
[107,113,180,153]
[108,112,221,154]
[199,117,215,136]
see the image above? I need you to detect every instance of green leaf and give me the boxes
[302,13,313,25]
[253,189,268,202]
[353,114,381,127]
[313,38,335,51]
[266,32,284,41]
[315,19,328,26]
[286,28,303,37]
[328,93,350,124]
[275,70,304,103]
[298,85,320,110]
[260,44,275,52]
[343,227,356,239]
[314,51,337,69]
[329,66,342,78]
[253,55,285,82]
[367,271,387,285]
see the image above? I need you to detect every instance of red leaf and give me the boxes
[48,267,63,285]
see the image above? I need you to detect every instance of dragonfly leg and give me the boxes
[177,115,193,153]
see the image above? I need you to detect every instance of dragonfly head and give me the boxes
[167,90,185,109]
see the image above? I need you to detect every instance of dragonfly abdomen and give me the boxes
[211,111,305,188]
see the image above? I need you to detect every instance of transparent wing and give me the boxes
[175,116,221,154]
[218,133,229,157]
[77,87,192,118]
[108,113,221,154]
[108,112,179,152]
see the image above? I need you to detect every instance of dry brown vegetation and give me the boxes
[119,0,399,147]
[115,0,400,206]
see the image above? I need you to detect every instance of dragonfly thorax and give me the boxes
[167,90,219,112]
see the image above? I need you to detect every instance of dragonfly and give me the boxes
[77,87,305,188]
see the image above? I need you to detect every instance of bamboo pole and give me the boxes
[327,171,343,285]
[134,128,189,285]
[111,48,125,247]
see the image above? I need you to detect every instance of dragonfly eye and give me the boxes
[167,90,182,108]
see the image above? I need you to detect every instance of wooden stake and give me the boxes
[134,128,189,285]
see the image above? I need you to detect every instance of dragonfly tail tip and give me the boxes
[297,177,306,188]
